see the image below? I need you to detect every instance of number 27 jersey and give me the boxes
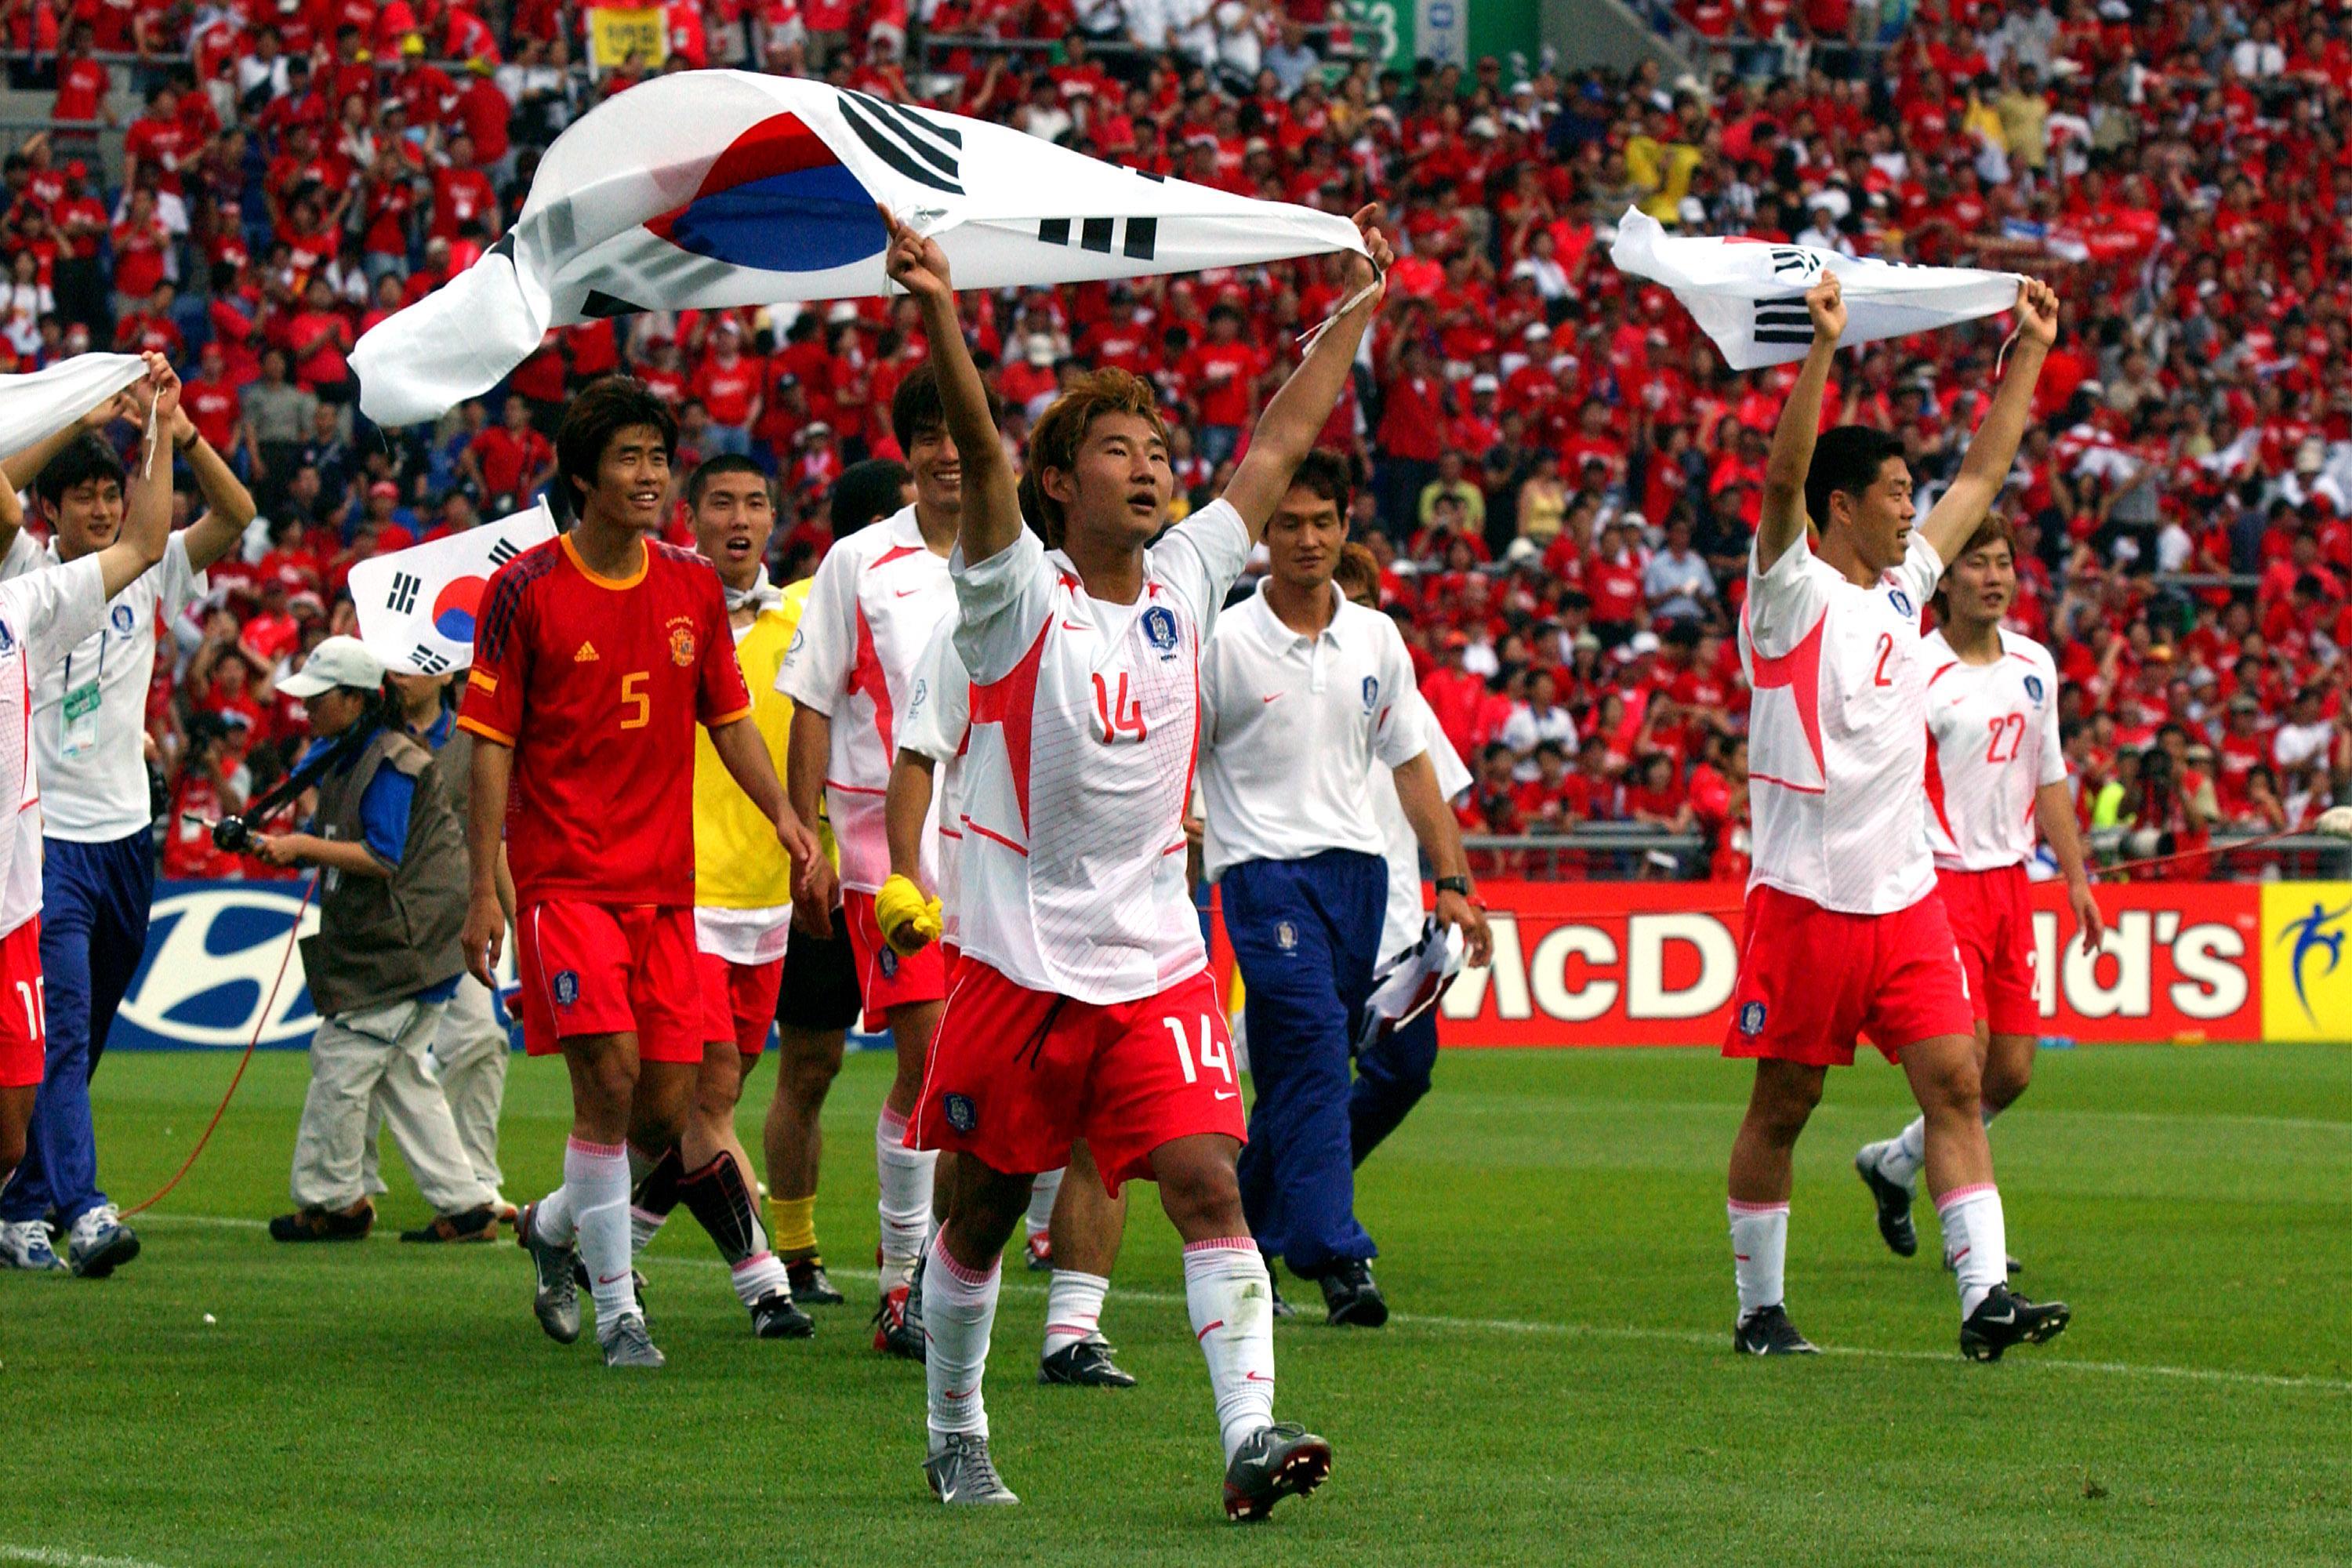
[459,534,750,908]
[1921,627,2067,871]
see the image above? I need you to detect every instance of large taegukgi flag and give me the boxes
[1610,208,2025,371]
[349,503,557,676]
[353,71,1370,425]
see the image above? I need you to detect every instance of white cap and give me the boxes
[278,635,385,699]
[1628,630,1661,657]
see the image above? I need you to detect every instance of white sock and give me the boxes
[731,1250,793,1308]
[1878,1119,1929,1188]
[877,1106,935,1289]
[1042,1269,1109,1359]
[1025,1167,1065,1240]
[533,1178,575,1247]
[1936,1182,2008,1319]
[630,1205,666,1257]
[564,1137,637,1327]
[1727,1200,1788,1322]
[924,1231,1000,1441]
[1183,1238,1276,1465]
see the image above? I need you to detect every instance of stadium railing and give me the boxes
[1458,828,2351,882]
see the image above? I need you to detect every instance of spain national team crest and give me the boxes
[1738,1000,1766,1036]
[944,1093,978,1134]
[669,619,698,667]
[1140,604,1179,659]
[2024,674,2045,703]
[552,971,580,1007]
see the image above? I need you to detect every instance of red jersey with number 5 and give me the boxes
[459,533,750,907]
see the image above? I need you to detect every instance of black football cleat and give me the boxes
[1733,1304,1820,1356]
[1319,1260,1388,1327]
[750,1290,815,1339]
[1222,1423,1332,1522]
[1038,1336,1138,1387]
[786,1257,844,1305]
[1959,1284,2070,1363]
[1855,1146,1918,1258]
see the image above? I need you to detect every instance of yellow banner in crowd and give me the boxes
[586,5,667,71]
[2261,883,2352,1043]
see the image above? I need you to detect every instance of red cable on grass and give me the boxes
[121,875,314,1218]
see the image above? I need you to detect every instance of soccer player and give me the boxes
[1855,514,2104,1265]
[0,362,178,1221]
[1198,452,1490,1327]
[459,378,819,1370]
[0,367,253,1277]
[620,453,813,1341]
[776,372,971,1359]
[1723,271,2072,1361]
[1330,543,1475,1171]
[882,202,1390,1516]
[882,617,1138,1388]
[762,458,912,1309]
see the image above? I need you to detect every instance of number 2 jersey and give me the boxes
[951,499,1250,1005]
[459,533,750,909]
[1740,529,1944,915]
[1920,626,2066,871]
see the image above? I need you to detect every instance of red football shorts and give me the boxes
[515,902,702,1063]
[0,916,42,1089]
[843,889,947,1032]
[1722,885,1975,1067]
[909,961,1246,1191]
[695,949,784,1061]
[1936,864,2038,1037]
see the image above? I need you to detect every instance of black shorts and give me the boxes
[776,918,861,1033]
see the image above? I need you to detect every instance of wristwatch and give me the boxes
[1434,875,1473,898]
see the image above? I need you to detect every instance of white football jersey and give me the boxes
[1740,530,1944,915]
[951,499,1250,1005]
[898,620,972,944]
[1922,627,2067,871]
[0,556,107,934]
[775,506,953,892]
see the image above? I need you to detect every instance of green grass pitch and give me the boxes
[1,1041,2347,1566]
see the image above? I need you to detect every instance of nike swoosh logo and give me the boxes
[1214,1090,1239,1102]
[895,588,921,598]
[1261,693,1283,703]
[597,1272,628,1285]
[1061,621,1089,631]
[1243,1370,1273,1382]
[946,1386,975,1399]
[1982,1309,2016,1325]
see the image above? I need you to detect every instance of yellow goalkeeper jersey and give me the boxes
[694,577,834,908]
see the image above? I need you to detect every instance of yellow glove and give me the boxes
[875,873,942,956]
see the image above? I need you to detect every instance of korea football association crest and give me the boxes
[944,1093,978,1134]
[1888,589,1915,619]
[0,621,16,656]
[878,945,899,980]
[2024,673,2045,704]
[1276,920,1298,953]
[552,971,580,1007]
[1140,604,1180,660]
[110,603,136,637]
[1737,1000,1766,1037]
[1361,675,1379,715]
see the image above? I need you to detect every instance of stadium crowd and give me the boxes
[0,0,2347,884]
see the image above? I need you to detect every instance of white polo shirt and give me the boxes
[1199,579,1424,884]
[0,528,207,843]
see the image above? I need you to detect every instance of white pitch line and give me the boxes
[133,1211,2352,1396]
[0,1545,179,1568]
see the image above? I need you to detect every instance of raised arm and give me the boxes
[1755,273,1846,575]
[170,398,259,572]
[1222,205,1395,540]
[1920,277,2059,564]
[95,357,179,600]
[880,208,1023,565]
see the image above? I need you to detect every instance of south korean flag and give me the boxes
[1608,208,2027,371]
[349,503,557,676]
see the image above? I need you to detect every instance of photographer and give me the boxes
[252,637,499,1244]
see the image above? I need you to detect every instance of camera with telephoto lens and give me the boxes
[210,814,254,855]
